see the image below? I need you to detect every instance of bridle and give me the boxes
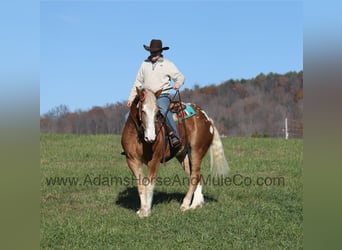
[130,89,162,140]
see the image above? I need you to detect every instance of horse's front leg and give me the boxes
[126,158,149,217]
[145,158,160,216]
[136,180,149,218]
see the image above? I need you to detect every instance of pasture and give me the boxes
[40,134,303,249]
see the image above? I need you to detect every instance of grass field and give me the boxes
[40,134,303,249]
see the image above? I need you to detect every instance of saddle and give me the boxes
[169,101,196,122]
[159,101,197,162]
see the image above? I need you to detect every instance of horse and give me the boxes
[121,87,229,217]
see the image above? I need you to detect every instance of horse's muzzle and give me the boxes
[144,136,155,143]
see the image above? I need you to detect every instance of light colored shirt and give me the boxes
[128,57,185,102]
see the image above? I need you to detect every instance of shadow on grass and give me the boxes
[115,186,218,211]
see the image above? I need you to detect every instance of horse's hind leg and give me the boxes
[178,154,191,176]
[180,157,203,211]
[178,154,193,210]
[178,154,204,208]
[190,181,204,209]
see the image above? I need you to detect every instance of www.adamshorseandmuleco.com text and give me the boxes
[45,173,285,187]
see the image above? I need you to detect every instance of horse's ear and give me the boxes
[136,87,142,98]
[155,89,163,98]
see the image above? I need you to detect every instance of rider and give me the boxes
[127,39,185,148]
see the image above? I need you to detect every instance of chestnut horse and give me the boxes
[121,88,229,217]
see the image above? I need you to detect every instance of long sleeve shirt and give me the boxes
[128,57,185,102]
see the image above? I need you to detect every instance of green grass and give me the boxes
[40,134,303,249]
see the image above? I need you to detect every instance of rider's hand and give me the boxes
[127,101,132,108]
[173,82,181,90]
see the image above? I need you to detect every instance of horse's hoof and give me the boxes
[137,209,150,218]
[180,205,190,211]
[190,203,203,209]
[190,199,204,209]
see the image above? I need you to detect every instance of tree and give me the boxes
[40,71,303,138]
[44,104,70,119]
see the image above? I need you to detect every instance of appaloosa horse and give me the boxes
[121,88,229,217]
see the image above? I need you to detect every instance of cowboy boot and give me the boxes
[164,119,181,149]
[169,131,182,149]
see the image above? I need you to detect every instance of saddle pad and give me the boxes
[171,103,196,121]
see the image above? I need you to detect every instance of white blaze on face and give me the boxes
[142,99,157,142]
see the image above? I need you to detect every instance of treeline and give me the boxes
[40,71,303,138]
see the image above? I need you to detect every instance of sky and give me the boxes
[40,1,303,115]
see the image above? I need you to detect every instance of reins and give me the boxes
[170,89,192,172]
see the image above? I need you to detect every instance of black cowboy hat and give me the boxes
[143,39,169,53]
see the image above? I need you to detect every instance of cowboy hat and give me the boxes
[143,39,169,52]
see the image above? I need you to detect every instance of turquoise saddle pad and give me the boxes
[171,103,196,121]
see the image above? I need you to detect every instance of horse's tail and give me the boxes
[209,122,229,177]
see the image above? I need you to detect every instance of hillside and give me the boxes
[40,71,303,137]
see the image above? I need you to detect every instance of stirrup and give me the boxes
[169,132,181,148]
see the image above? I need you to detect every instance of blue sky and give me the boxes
[40,1,303,115]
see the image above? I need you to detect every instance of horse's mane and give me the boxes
[131,95,140,110]
[130,88,155,113]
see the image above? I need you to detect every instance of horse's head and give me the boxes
[136,87,163,143]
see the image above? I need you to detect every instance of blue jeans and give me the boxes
[157,95,179,138]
